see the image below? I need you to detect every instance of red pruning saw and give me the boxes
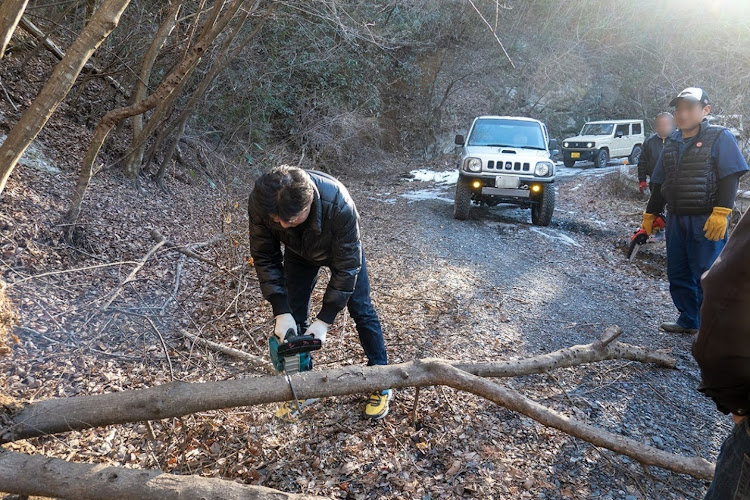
[627,214,666,261]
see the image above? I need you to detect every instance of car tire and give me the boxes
[531,184,555,226]
[595,148,609,168]
[454,177,472,220]
[629,145,642,166]
[563,157,576,168]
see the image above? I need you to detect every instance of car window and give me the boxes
[632,123,642,135]
[581,123,614,135]
[615,124,629,136]
[468,119,546,150]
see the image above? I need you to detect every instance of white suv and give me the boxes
[561,119,645,168]
[454,116,556,225]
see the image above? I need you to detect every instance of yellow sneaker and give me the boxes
[364,389,392,420]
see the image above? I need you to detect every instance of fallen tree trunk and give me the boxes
[0,448,327,500]
[0,328,715,481]
[1,327,672,443]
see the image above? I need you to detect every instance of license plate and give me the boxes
[495,176,520,189]
[570,152,580,158]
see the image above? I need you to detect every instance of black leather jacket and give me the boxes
[248,170,362,323]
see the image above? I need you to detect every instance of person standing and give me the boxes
[637,112,675,192]
[693,207,750,498]
[640,87,748,334]
[248,165,392,420]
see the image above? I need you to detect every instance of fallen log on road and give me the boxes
[0,328,713,484]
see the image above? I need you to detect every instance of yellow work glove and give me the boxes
[641,213,656,236]
[703,207,733,241]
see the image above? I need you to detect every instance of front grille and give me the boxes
[568,142,592,149]
[487,160,530,172]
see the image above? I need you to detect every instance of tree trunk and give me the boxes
[0,0,28,59]
[123,0,183,178]
[0,328,713,480]
[63,0,247,230]
[0,448,327,500]
[0,0,131,195]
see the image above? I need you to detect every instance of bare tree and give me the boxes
[63,0,251,232]
[152,2,276,188]
[0,0,131,195]
[121,0,184,179]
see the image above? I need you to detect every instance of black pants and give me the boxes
[284,250,388,366]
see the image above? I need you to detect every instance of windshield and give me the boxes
[580,123,614,136]
[467,119,546,149]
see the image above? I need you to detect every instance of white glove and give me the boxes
[274,313,297,342]
[306,319,329,345]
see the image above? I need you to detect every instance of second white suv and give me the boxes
[562,120,645,168]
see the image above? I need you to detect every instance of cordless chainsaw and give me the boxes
[269,326,322,375]
[627,214,666,261]
[268,325,322,420]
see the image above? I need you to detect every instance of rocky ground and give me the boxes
[1,149,744,499]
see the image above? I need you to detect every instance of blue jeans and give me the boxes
[705,417,750,499]
[665,213,726,329]
[284,250,388,366]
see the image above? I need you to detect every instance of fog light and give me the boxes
[531,184,541,193]
[472,180,482,189]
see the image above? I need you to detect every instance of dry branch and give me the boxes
[0,448,328,500]
[97,236,166,312]
[179,329,275,374]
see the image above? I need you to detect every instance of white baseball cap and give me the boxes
[669,87,709,107]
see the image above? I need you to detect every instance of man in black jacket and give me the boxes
[640,88,748,334]
[637,112,674,192]
[693,208,750,498]
[248,166,391,420]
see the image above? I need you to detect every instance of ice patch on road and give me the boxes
[400,187,453,204]
[529,227,581,247]
[408,169,458,184]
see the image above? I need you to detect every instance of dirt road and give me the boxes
[333,162,727,499]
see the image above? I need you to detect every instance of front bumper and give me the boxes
[460,172,555,185]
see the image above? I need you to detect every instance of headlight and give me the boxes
[563,142,569,148]
[465,158,481,172]
[587,142,594,148]
[534,161,553,177]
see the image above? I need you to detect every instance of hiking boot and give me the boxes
[364,389,392,420]
[660,322,698,334]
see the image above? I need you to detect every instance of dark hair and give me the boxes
[252,165,314,220]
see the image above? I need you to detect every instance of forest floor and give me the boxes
[2,144,747,499]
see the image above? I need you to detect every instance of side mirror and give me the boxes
[455,134,465,146]
[551,149,560,157]
[615,131,624,138]
[548,139,559,150]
